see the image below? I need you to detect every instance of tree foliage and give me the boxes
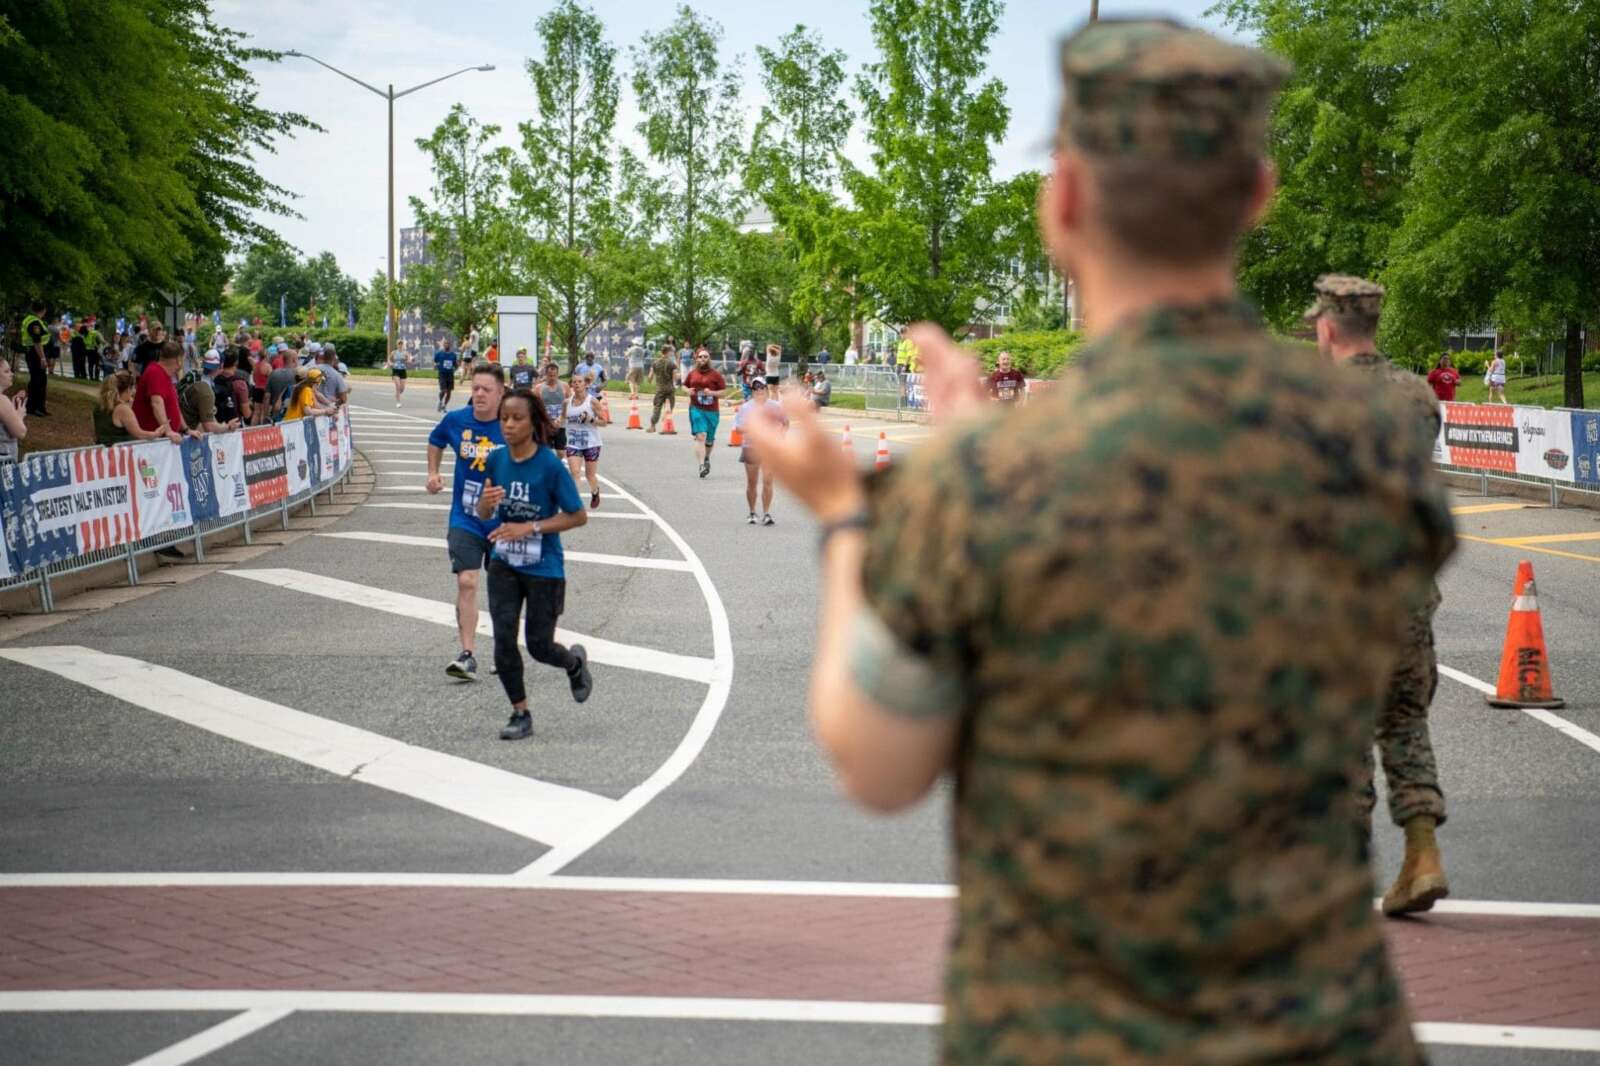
[629,5,744,345]
[233,244,361,327]
[510,0,648,364]
[0,0,314,311]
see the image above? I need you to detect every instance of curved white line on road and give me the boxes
[1440,663,1600,755]
[514,474,734,879]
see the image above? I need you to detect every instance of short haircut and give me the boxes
[472,362,504,384]
[1329,310,1380,340]
[159,339,183,361]
[1087,155,1261,266]
[222,349,239,370]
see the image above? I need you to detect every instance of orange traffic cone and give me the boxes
[1486,561,1564,708]
[729,423,744,447]
[841,424,854,456]
[659,410,678,435]
[626,399,642,430]
[874,431,891,471]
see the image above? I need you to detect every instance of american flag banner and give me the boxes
[8,448,139,572]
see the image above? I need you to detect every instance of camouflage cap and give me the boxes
[1056,18,1289,161]
[1303,274,1385,321]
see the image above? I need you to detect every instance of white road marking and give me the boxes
[0,647,615,849]
[0,992,1593,1049]
[224,569,717,683]
[515,474,734,878]
[123,1008,292,1066]
[1441,664,1600,755]
[362,502,651,520]
[315,531,693,572]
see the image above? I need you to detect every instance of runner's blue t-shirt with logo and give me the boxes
[427,407,503,537]
[435,350,458,374]
[483,446,583,578]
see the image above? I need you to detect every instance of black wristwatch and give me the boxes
[817,509,871,552]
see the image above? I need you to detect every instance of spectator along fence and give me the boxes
[0,409,355,611]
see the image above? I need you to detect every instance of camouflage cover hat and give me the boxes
[1303,274,1385,321]
[1056,18,1289,161]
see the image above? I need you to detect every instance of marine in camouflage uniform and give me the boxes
[845,21,1456,1066]
[1307,275,1451,916]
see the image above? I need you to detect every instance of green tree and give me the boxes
[1376,0,1597,407]
[234,243,313,323]
[842,0,1031,337]
[304,251,361,328]
[357,269,391,332]
[511,0,648,367]
[747,25,852,203]
[629,5,744,345]
[401,104,515,339]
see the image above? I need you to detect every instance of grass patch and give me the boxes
[11,375,99,454]
[1451,371,1597,409]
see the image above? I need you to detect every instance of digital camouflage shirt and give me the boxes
[1345,351,1443,439]
[858,300,1455,1065]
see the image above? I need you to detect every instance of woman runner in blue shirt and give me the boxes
[475,388,594,740]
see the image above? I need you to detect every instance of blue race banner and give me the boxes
[1572,410,1600,487]
[301,417,325,486]
[182,437,220,522]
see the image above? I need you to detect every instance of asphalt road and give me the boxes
[1,378,1596,1065]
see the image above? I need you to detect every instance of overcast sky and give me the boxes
[222,0,1231,283]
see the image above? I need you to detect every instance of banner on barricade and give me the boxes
[243,426,289,507]
[1572,411,1600,488]
[182,437,218,523]
[0,465,15,580]
[1436,403,1576,483]
[210,432,249,517]
[301,419,324,486]
[129,441,193,539]
[902,373,927,412]
[338,408,353,474]
[317,415,342,482]
[7,448,138,572]
[282,421,313,496]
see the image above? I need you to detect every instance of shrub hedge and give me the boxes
[968,329,1082,378]
[309,329,388,367]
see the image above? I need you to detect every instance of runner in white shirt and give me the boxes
[763,342,783,386]
[735,377,787,526]
[564,371,609,510]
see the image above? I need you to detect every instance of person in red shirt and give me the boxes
[132,341,189,435]
[682,348,730,478]
[986,350,1028,404]
[1426,354,1460,401]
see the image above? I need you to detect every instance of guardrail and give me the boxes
[1434,402,1600,507]
[0,408,355,611]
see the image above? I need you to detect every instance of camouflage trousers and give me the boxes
[1360,586,1447,827]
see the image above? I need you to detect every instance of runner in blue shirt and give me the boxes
[426,363,506,681]
[476,386,593,740]
[434,338,459,412]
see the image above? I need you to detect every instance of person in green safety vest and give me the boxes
[896,336,921,375]
[18,301,49,416]
[83,321,105,381]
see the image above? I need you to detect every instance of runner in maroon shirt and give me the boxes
[986,350,1028,405]
[1426,354,1460,401]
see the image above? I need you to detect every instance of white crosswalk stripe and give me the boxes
[225,569,718,684]
[0,646,616,849]
[315,531,693,572]
[362,502,651,520]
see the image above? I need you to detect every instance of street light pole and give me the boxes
[282,52,494,362]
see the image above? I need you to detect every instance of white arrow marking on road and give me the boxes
[224,569,718,684]
[0,647,616,849]
[314,531,693,572]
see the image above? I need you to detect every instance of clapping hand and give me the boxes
[744,386,865,524]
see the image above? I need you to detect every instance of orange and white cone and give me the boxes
[874,431,891,471]
[659,410,678,435]
[729,423,744,448]
[841,425,854,457]
[626,399,642,430]
[1486,560,1564,708]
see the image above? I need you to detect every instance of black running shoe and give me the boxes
[761,513,775,526]
[445,650,478,681]
[499,710,533,740]
[590,491,601,510]
[567,644,593,704]
[699,460,710,478]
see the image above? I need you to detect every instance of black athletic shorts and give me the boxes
[447,527,490,573]
[549,427,567,452]
[438,370,455,392]
[391,368,407,379]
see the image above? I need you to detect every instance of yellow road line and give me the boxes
[1495,531,1600,546]
[1459,534,1600,564]
[1450,502,1545,515]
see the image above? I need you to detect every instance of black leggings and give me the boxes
[487,559,575,705]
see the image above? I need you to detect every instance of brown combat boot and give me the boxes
[1382,815,1450,916]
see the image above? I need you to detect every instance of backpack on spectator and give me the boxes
[211,373,240,425]
[271,382,297,423]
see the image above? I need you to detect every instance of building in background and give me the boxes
[397,226,455,354]
[581,309,646,361]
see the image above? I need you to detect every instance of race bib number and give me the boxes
[496,531,543,569]
[461,479,483,513]
[567,425,592,450]
[696,390,713,405]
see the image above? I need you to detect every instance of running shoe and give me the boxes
[699,460,710,479]
[446,650,478,681]
[590,491,601,510]
[747,512,758,524]
[396,401,402,408]
[762,513,775,526]
[567,644,593,704]
[499,710,533,740]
